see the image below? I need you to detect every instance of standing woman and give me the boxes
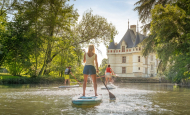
[105,64,115,85]
[83,45,99,96]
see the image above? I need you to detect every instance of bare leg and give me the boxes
[83,74,88,96]
[91,74,97,96]
[105,77,108,86]
[109,78,112,83]
[111,77,114,83]
[68,79,70,85]
[65,79,67,85]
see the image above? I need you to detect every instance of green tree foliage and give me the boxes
[137,0,190,82]
[0,0,20,16]
[134,0,174,32]
[164,54,190,83]
[99,58,108,75]
[0,0,117,78]
[0,11,36,75]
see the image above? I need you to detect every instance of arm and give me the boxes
[111,69,115,75]
[70,72,73,76]
[95,54,99,72]
[83,53,86,63]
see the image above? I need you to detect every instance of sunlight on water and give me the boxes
[0,83,190,115]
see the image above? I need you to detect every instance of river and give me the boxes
[0,83,189,115]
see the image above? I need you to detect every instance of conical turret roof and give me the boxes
[108,38,116,49]
[133,32,140,47]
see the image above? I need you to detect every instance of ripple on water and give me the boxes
[0,83,190,115]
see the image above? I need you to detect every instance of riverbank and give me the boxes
[0,73,79,84]
[175,79,190,87]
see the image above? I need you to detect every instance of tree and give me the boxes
[0,0,118,77]
[0,0,19,16]
[134,0,174,32]
[138,0,190,82]
[36,8,117,76]
[99,58,108,75]
[0,10,39,75]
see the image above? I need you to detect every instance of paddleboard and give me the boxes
[112,74,119,77]
[101,84,117,90]
[58,85,79,88]
[72,95,102,105]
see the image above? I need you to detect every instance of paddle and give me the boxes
[97,74,116,100]
[71,74,82,85]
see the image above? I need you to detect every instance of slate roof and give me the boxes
[133,33,140,47]
[108,29,147,49]
[108,38,116,49]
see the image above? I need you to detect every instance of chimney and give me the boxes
[130,25,136,35]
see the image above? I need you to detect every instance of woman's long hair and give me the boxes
[88,44,95,54]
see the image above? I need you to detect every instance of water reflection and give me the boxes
[0,83,190,115]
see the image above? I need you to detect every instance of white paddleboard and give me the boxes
[112,74,119,77]
[72,95,102,105]
[58,85,79,88]
[101,84,117,90]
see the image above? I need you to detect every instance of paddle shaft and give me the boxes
[71,74,82,85]
[97,74,116,99]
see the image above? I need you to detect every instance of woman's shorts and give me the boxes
[83,65,96,75]
[65,75,70,79]
[105,72,112,78]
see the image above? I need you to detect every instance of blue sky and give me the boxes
[69,0,141,65]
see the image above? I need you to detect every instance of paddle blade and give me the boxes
[109,92,116,100]
[97,74,116,100]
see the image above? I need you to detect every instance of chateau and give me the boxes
[107,24,158,77]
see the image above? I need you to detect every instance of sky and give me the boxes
[69,0,142,65]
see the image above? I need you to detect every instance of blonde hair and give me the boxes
[88,44,95,53]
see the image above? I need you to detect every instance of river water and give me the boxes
[0,83,189,115]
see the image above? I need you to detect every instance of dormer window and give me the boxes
[122,46,125,52]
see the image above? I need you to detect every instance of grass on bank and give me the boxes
[0,73,79,84]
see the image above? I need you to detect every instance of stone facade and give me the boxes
[107,25,158,77]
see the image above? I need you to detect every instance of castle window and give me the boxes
[129,49,131,52]
[108,50,109,53]
[139,47,141,50]
[114,50,115,53]
[138,67,140,70]
[136,48,138,51]
[119,50,120,52]
[126,49,128,52]
[122,46,125,52]
[138,56,140,62]
[122,67,126,73]
[133,48,134,51]
[122,56,126,63]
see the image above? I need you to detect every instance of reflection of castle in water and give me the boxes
[107,23,159,77]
